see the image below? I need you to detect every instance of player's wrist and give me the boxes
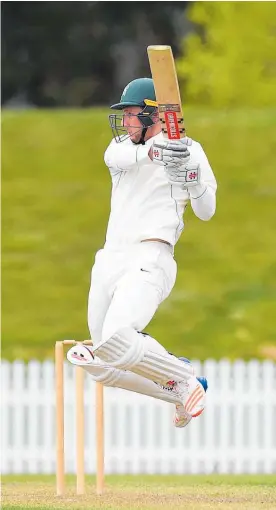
[188,183,207,199]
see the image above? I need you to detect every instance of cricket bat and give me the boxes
[147,45,186,140]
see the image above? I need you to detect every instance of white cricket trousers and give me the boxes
[88,241,177,346]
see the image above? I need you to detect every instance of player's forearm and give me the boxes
[105,143,151,172]
[189,183,216,221]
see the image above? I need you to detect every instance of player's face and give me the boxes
[122,107,143,143]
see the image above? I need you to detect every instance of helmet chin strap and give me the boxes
[138,127,147,145]
[133,127,147,145]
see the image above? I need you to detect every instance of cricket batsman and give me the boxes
[67,78,217,428]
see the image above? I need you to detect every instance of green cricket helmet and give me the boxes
[109,78,158,144]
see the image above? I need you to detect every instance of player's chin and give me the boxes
[129,132,141,143]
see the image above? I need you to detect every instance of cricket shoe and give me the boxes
[172,356,208,428]
[173,376,208,428]
[66,344,94,365]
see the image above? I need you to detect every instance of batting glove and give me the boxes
[165,162,202,189]
[152,137,192,168]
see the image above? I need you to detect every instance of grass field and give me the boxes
[2,108,276,361]
[2,475,276,510]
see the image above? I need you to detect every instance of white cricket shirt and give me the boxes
[103,132,217,248]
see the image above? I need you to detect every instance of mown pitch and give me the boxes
[2,475,276,510]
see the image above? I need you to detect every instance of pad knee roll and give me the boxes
[83,364,122,386]
[94,327,145,370]
[94,327,194,386]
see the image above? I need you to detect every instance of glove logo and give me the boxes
[187,171,197,181]
[153,148,162,161]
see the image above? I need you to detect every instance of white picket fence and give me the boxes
[1,359,276,475]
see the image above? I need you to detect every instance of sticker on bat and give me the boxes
[164,111,181,139]
[159,104,181,113]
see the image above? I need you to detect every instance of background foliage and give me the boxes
[2,1,188,107]
[177,2,276,107]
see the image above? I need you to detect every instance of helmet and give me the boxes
[110,78,156,110]
[109,78,158,144]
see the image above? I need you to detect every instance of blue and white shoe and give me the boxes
[179,356,208,391]
[173,356,208,428]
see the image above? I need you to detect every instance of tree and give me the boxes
[2,2,189,107]
[177,2,276,107]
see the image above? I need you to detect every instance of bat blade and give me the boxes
[147,45,185,140]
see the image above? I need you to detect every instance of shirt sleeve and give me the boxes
[104,139,151,174]
[188,142,217,221]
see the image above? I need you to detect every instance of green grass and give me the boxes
[2,475,276,510]
[2,108,276,361]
